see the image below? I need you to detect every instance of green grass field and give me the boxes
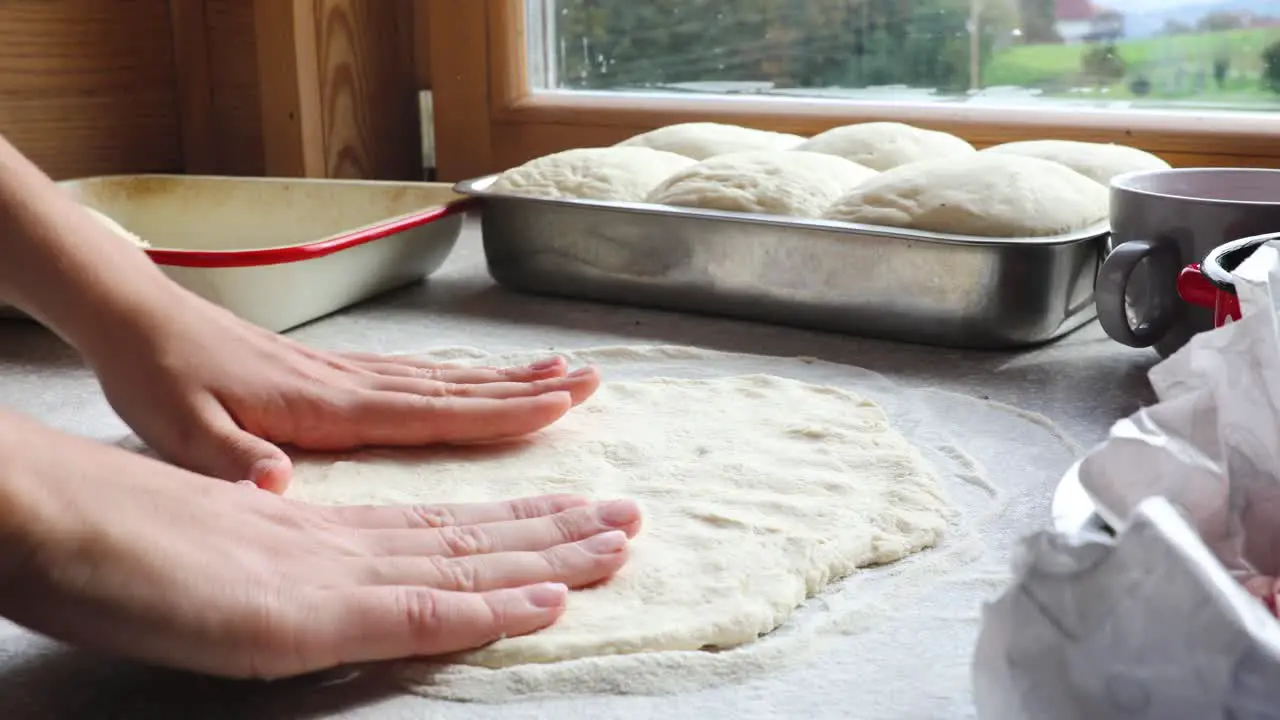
[983,27,1280,105]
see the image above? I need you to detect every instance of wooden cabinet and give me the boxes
[0,0,183,179]
[0,0,422,181]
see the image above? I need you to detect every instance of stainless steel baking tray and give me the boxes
[455,174,1110,349]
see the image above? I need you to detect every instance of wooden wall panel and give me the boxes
[169,0,217,174]
[412,0,432,90]
[204,0,266,175]
[0,0,424,181]
[205,0,422,180]
[0,0,183,180]
[253,0,327,177]
[249,0,421,180]
[422,0,494,182]
[315,0,421,179]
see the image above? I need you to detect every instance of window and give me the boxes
[420,1,1280,181]
[527,1,1280,115]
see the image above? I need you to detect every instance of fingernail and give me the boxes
[569,367,595,378]
[598,499,641,528]
[523,582,568,609]
[247,459,291,493]
[581,530,628,555]
[248,459,283,482]
[529,358,562,371]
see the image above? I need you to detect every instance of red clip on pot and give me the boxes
[1177,233,1280,329]
[1177,265,1242,328]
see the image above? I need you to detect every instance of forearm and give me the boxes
[0,407,58,586]
[0,134,186,356]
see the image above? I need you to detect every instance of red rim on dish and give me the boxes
[145,198,476,269]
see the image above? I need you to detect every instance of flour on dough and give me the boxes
[823,154,1108,237]
[617,122,805,160]
[287,374,951,668]
[796,122,976,171]
[645,150,878,218]
[981,139,1170,185]
[487,146,696,203]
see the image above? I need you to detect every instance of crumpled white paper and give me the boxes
[973,239,1280,720]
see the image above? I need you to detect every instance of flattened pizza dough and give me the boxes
[287,374,951,668]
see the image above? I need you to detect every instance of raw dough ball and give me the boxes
[617,122,805,160]
[85,206,149,247]
[488,147,696,203]
[287,371,949,668]
[796,122,976,171]
[645,150,878,218]
[824,154,1108,237]
[981,139,1170,185]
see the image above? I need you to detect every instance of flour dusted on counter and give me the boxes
[288,373,953,668]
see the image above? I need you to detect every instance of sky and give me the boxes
[1109,0,1222,10]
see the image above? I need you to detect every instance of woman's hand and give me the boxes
[0,411,641,679]
[0,132,600,493]
[79,293,600,493]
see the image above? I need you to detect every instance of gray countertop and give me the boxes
[0,221,1158,718]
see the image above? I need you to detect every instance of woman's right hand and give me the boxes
[0,410,641,679]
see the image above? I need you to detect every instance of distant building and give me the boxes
[1055,0,1125,44]
[1238,11,1280,28]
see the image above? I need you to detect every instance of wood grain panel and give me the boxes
[0,0,423,180]
[0,1,177,94]
[254,0,326,177]
[412,0,431,89]
[0,0,182,179]
[487,0,527,113]
[423,0,494,182]
[205,0,265,175]
[314,0,420,180]
[168,0,218,174]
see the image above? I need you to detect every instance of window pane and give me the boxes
[527,0,1280,113]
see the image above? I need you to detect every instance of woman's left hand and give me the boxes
[84,294,599,493]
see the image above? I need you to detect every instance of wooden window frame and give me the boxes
[424,0,1280,183]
